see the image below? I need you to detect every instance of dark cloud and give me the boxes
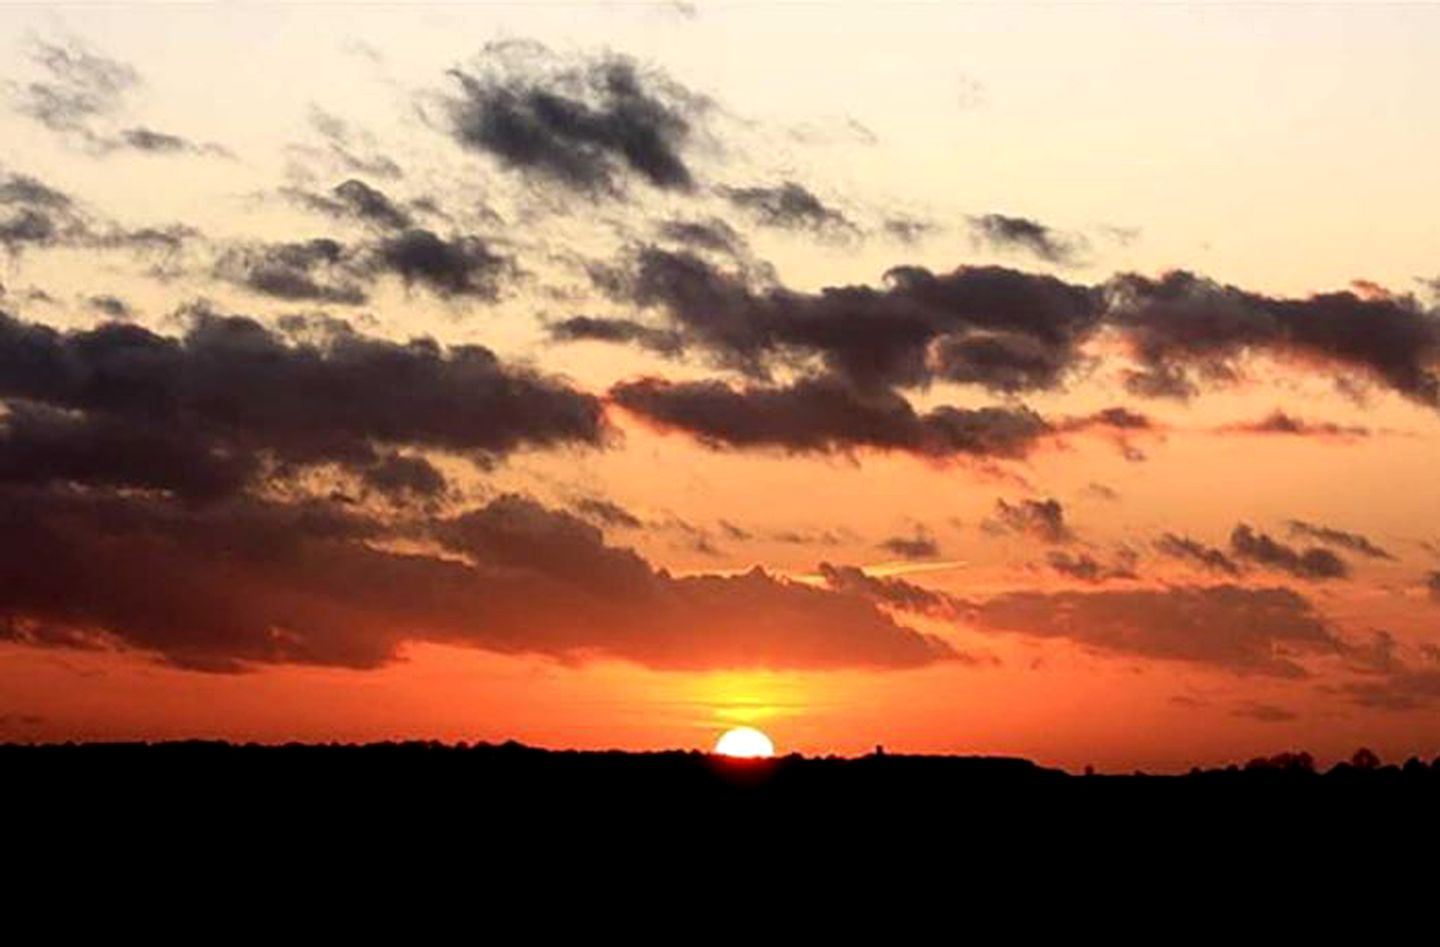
[601,249,1440,412]
[0,489,956,672]
[215,238,368,305]
[968,584,1340,677]
[984,498,1073,544]
[0,307,605,500]
[287,179,413,231]
[878,531,940,561]
[305,107,403,180]
[1219,410,1370,439]
[86,294,133,319]
[1,170,200,261]
[969,213,1084,265]
[14,39,225,157]
[14,38,137,135]
[609,375,1051,459]
[1046,549,1137,583]
[572,497,643,529]
[656,218,743,255]
[817,562,958,619]
[1231,702,1298,723]
[883,217,936,244]
[547,316,683,356]
[368,229,513,299]
[1154,533,1241,576]
[1427,572,1440,601]
[1337,669,1440,712]
[1108,272,1440,407]
[118,127,229,158]
[0,172,88,252]
[1286,520,1392,560]
[445,49,700,193]
[1230,524,1349,581]
[719,182,855,236]
[357,453,448,501]
[606,248,1099,393]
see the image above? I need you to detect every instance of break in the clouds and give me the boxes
[0,489,956,672]
[444,44,703,194]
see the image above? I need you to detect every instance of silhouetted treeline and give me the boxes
[5,740,1439,873]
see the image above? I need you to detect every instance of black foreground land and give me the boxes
[6,740,1438,831]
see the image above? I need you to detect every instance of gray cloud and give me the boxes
[445,46,702,194]
[969,213,1085,265]
[969,584,1340,677]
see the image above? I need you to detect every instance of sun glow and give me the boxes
[713,726,776,758]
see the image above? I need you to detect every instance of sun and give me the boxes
[713,726,775,758]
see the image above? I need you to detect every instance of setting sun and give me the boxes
[714,727,776,758]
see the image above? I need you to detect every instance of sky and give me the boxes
[1,2,1439,772]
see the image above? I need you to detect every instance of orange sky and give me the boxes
[1,4,1438,772]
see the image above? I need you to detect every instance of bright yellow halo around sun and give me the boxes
[714,726,775,758]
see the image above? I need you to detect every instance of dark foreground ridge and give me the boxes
[6,742,1439,876]
[6,739,1438,817]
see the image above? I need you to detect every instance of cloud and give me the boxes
[1229,524,1349,580]
[968,584,1340,677]
[86,294,134,319]
[609,375,1052,459]
[604,248,1099,392]
[13,38,138,134]
[969,213,1085,265]
[0,307,606,500]
[572,497,643,529]
[547,316,683,356]
[0,489,957,672]
[984,498,1073,544]
[719,182,855,236]
[656,217,744,255]
[817,562,958,619]
[1218,410,1370,439]
[366,229,514,299]
[1154,533,1241,576]
[1108,271,1440,407]
[1427,572,1440,601]
[1231,702,1298,723]
[12,38,226,157]
[1046,549,1137,583]
[215,238,368,305]
[878,531,940,561]
[598,249,1440,411]
[445,46,702,194]
[1286,520,1393,560]
[0,171,89,252]
[286,179,413,231]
